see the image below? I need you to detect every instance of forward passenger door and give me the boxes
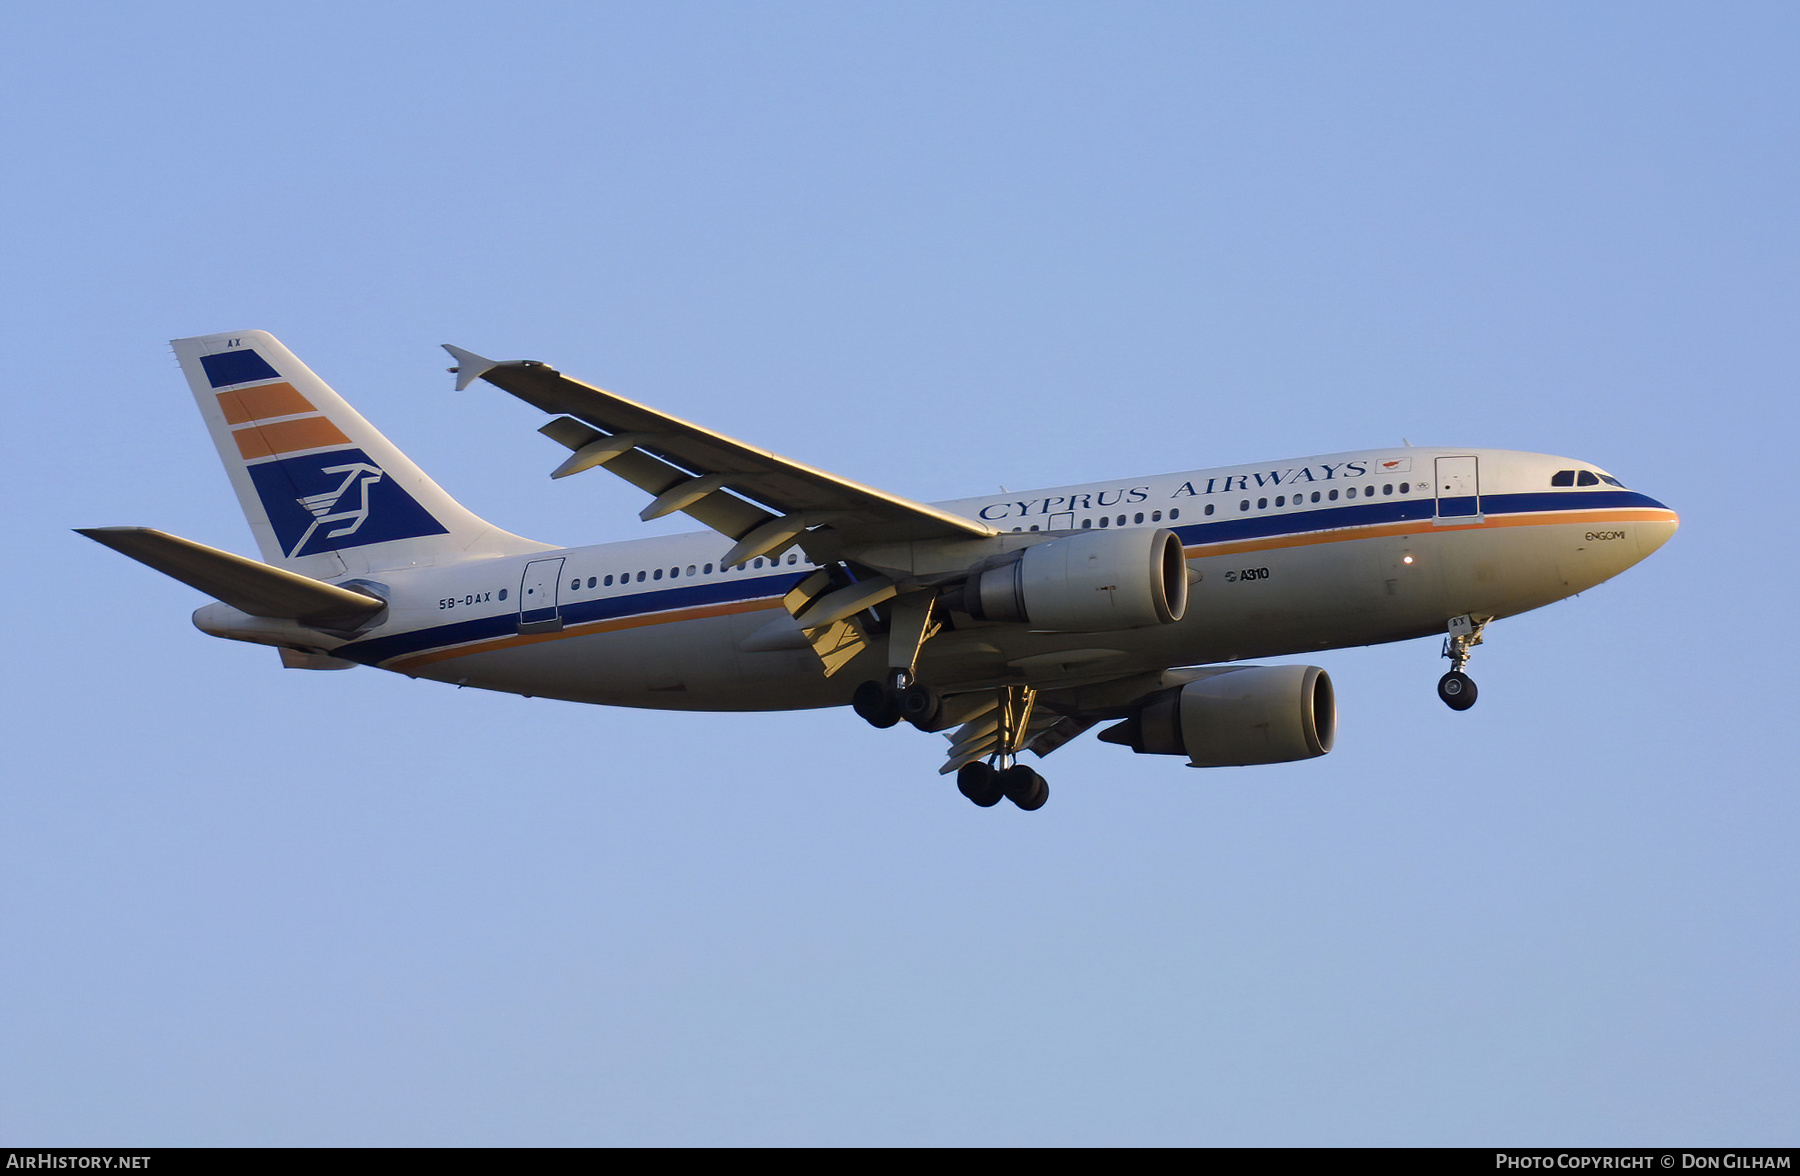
[1435,456,1481,519]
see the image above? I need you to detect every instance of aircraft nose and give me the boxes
[1635,505,1679,560]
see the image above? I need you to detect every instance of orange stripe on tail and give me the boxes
[232,415,353,460]
[216,382,315,425]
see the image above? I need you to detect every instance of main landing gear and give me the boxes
[1437,613,1489,711]
[853,669,942,730]
[852,592,945,730]
[956,760,1048,811]
[950,684,1049,811]
[853,594,1051,812]
[859,673,1053,812]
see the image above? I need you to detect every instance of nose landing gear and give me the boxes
[1438,614,1489,711]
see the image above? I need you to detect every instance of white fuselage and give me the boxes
[310,446,1676,710]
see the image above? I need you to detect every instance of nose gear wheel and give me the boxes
[1438,614,1490,711]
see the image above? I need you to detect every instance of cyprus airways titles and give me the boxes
[80,331,1678,812]
[973,460,1403,522]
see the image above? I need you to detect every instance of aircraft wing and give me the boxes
[445,346,995,563]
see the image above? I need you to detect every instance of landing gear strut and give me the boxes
[951,685,1049,810]
[854,593,945,730]
[1438,614,1488,711]
[858,647,1052,811]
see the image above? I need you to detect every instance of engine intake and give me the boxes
[1099,665,1336,767]
[962,527,1189,631]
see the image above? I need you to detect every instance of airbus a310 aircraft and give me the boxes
[83,331,1678,811]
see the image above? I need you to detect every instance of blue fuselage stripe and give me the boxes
[338,489,1668,667]
[340,571,810,665]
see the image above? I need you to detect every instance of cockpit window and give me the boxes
[1577,471,1600,486]
[1551,470,1575,487]
[1599,474,1626,488]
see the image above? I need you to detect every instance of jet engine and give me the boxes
[1098,665,1336,767]
[960,527,1189,631]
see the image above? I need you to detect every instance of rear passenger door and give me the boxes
[518,557,565,633]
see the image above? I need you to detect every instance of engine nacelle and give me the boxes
[961,527,1189,631]
[1099,666,1336,767]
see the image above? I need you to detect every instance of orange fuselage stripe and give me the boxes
[1181,507,1677,559]
[388,595,782,672]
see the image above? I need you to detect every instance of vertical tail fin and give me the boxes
[173,330,548,576]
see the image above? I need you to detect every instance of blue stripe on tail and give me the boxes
[200,349,282,388]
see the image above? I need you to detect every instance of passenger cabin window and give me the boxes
[1203,504,1214,516]
[1169,509,1179,520]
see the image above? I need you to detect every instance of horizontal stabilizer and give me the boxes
[77,527,385,625]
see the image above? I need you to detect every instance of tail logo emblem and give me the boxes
[290,462,385,558]
[246,446,449,559]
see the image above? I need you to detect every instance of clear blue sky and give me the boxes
[3,1,1794,1145]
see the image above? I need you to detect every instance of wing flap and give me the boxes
[536,414,772,543]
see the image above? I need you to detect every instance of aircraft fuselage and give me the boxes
[296,445,1674,710]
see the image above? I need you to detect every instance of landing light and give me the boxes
[1403,555,1415,564]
